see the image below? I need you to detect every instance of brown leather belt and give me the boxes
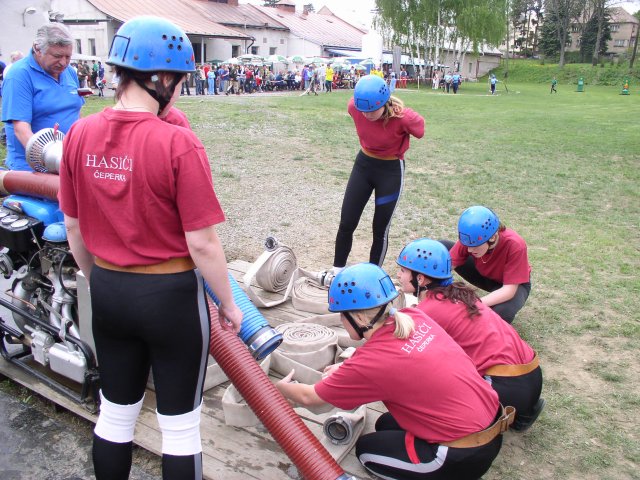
[361,148,398,161]
[441,404,515,449]
[485,353,540,377]
[95,256,195,274]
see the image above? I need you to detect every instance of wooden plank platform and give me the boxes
[0,259,383,479]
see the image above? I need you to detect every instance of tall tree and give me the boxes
[375,0,507,73]
[631,10,639,68]
[545,0,586,67]
[580,7,611,63]
[539,8,561,57]
[587,0,607,65]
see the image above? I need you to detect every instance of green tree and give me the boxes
[630,10,639,68]
[374,0,507,74]
[579,8,611,62]
[544,0,587,67]
[539,7,561,57]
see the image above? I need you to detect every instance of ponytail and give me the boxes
[388,307,415,339]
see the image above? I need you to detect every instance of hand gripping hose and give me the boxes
[205,274,283,360]
[207,299,354,480]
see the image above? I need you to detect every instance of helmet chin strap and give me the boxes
[134,74,181,114]
[344,306,388,339]
[411,272,426,298]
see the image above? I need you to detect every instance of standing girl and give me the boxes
[58,16,243,479]
[333,75,424,274]
[441,206,532,323]
[397,238,545,432]
[277,263,512,480]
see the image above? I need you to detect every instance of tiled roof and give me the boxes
[188,0,287,29]
[86,0,251,38]
[609,7,639,24]
[250,5,367,49]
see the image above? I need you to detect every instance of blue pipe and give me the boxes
[205,274,283,360]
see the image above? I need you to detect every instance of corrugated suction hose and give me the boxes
[206,274,282,360]
[207,299,353,480]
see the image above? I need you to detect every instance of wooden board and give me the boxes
[0,260,383,479]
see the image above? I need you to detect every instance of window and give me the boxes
[263,37,267,43]
[571,25,580,33]
[468,62,473,73]
[280,38,285,44]
[269,47,277,55]
[610,24,620,32]
[614,39,626,47]
[251,46,259,55]
[75,39,82,54]
[232,45,240,57]
[89,38,96,56]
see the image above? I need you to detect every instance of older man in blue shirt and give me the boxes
[1,23,84,171]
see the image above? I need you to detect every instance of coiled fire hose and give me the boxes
[207,300,355,480]
[243,236,332,314]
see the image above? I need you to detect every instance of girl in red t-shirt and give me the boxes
[441,205,532,323]
[332,75,424,274]
[277,263,512,480]
[59,17,242,480]
[397,238,545,432]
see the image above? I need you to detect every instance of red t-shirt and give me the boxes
[315,308,499,443]
[347,98,424,160]
[58,108,225,266]
[161,107,191,129]
[449,229,531,285]
[417,296,535,376]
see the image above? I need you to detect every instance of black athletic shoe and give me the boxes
[512,398,546,432]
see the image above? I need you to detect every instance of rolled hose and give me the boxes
[207,299,352,480]
[205,274,282,360]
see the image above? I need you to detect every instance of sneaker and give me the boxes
[512,398,545,432]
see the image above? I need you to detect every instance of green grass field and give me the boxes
[1,81,639,479]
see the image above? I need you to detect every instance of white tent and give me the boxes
[71,53,101,62]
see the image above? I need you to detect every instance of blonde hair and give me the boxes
[353,304,415,340]
[380,95,405,125]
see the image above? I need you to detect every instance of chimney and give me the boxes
[275,0,296,13]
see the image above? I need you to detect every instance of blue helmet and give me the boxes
[458,206,500,247]
[353,75,390,112]
[397,238,452,280]
[328,263,398,312]
[107,16,195,73]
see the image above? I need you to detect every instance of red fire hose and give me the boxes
[207,300,351,480]
[0,171,60,201]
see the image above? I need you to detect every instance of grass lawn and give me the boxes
[2,80,639,479]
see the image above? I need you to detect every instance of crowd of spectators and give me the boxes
[177,62,371,96]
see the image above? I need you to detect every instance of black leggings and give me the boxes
[91,266,210,479]
[356,412,502,480]
[488,367,543,426]
[440,239,531,323]
[334,151,404,268]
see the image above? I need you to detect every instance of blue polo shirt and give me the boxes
[1,51,83,171]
